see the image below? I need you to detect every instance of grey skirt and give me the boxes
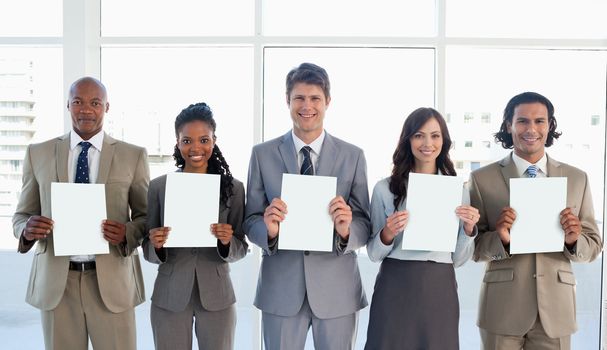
[365,258,460,350]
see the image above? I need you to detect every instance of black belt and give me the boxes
[69,261,96,271]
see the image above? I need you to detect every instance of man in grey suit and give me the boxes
[13,77,148,350]
[244,62,371,350]
[469,92,602,349]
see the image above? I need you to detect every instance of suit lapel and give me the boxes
[278,132,299,174]
[97,133,116,184]
[316,133,337,177]
[56,134,70,182]
[546,155,561,177]
[499,153,519,191]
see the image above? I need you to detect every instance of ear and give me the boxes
[105,102,110,113]
[66,100,70,110]
[325,96,331,108]
[286,93,290,106]
[506,121,512,133]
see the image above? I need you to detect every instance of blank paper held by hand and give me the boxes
[401,173,463,252]
[164,172,220,247]
[279,173,336,252]
[510,177,567,254]
[51,182,108,256]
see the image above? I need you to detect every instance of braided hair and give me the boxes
[173,102,234,207]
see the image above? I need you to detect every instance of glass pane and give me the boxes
[446,47,606,349]
[0,47,63,349]
[0,47,63,237]
[0,0,62,37]
[102,0,254,36]
[102,47,256,349]
[263,0,435,37]
[263,47,435,348]
[447,0,607,39]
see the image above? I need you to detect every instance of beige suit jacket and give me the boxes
[12,132,149,313]
[469,153,602,338]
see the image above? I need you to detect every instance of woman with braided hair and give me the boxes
[142,102,247,350]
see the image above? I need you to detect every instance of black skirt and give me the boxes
[365,258,460,350]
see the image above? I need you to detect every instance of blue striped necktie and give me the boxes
[300,146,314,175]
[75,141,92,183]
[526,165,538,178]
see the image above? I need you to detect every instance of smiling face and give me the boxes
[507,102,549,163]
[177,120,215,173]
[287,82,330,144]
[68,79,109,140]
[410,117,443,173]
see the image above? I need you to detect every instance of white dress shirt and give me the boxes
[68,130,104,262]
[511,152,548,178]
[292,129,325,172]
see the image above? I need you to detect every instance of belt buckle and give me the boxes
[77,262,86,271]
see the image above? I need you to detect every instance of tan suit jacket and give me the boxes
[12,132,148,313]
[469,153,602,338]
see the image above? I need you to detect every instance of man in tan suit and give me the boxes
[469,91,602,349]
[12,77,149,350]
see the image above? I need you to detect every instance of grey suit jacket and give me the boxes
[12,132,148,313]
[470,153,602,338]
[143,174,248,312]
[244,131,371,319]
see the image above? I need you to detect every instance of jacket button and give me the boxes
[304,251,310,256]
[191,248,197,255]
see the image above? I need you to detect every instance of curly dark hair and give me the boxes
[389,107,456,209]
[494,91,561,148]
[173,102,234,207]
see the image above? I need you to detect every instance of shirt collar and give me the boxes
[291,129,325,156]
[511,151,547,177]
[70,130,104,151]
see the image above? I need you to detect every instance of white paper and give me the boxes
[510,177,567,254]
[51,183,108,256]
[401,173,464,252]
[279,173,336,252]
[164,172,220,247]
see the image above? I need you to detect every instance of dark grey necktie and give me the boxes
[300,146,314,175]
[75,141,92,183]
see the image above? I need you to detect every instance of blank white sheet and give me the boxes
[401,173,463,252]
[51,183,108,256]
[510,177,567,254]
[164,172,220,248]
[279,173,336,252]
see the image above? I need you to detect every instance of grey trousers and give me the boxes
[262,295,358,350]
[150,281,236,350]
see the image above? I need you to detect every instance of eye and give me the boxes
[201,138,210,144]
[71,100,81,105]
[182,139,190,144]
[432,134,441,138]
[91,101,100,106]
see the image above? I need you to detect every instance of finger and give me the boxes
[265,206,286,219]
[102,219,125,229]
[329,196,346,207]
[270,198,287,213]
[29,215,54,225]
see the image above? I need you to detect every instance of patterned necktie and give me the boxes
[75,141,92,183]
[526,164,538,178]
[300,146,314,175]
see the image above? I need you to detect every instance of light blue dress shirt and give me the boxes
[367,176,476,267]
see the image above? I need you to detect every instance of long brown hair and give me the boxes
[389,107,456,209]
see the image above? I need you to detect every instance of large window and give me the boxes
[0,1,605,349]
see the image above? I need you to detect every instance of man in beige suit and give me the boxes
[12,77,149,350]
[469,91,602,350]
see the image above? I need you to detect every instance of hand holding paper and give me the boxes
[149,226,171,249]
[23,215,54,241]
[329,196,352,240]
[264,198,287,239]
[102,219,126,246]
[455,205,480,236]
[495,207,517,245]
[211,223,233,246]
[380,210,409,245]
[561,207,581,247]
